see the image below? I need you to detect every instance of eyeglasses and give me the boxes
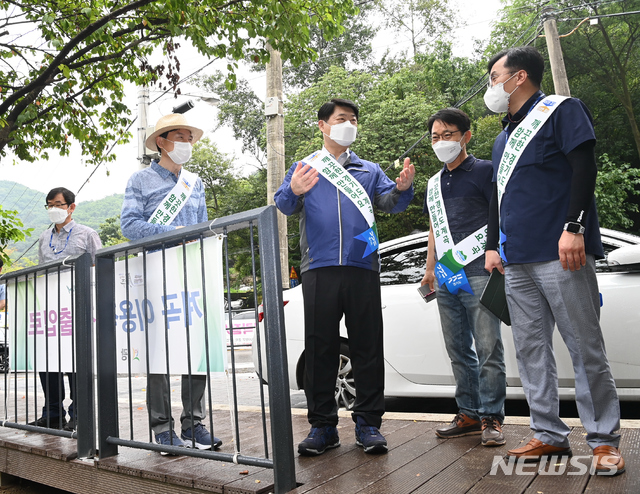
[488,71,517,88]
[431,130,461,143]
[44,203,68,210]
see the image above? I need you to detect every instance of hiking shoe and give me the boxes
[481,417,506,446]
[155,430,186,455]
[298,426,340,456]
[435,412,482,438]
[355,417,387,454]
[181,423,222,450]
[29,415,67,430]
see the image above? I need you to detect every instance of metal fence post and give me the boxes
[73,253,95,458]
[95,254,119,458]
[257,206,296,493]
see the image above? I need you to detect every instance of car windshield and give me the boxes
[380,244,428,285]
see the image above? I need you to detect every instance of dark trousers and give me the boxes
[38,371,76,419]
[301,266,385,429]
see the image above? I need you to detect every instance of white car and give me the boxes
[252,228,640,408]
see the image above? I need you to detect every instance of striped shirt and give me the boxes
[38,220,102,264]
[120,161,208,241]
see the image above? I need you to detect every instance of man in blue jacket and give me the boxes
[275,98,415,456]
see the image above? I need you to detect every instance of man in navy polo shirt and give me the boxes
[421,108,506,447]
[484,46,624,475]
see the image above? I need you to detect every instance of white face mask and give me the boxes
[432,137,465,164]
[48,207,69,225]
[484,73,518,113]
[165,140,192,164]
[324,121,358,147]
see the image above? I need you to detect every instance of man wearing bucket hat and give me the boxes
[121,113,221,452]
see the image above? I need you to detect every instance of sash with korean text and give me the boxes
[426,171,487,294]
[148,168,198,226]
[496,95,568,261]
[302,149,379,258]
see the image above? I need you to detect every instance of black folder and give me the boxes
[480,269,511,326]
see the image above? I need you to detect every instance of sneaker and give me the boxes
[481,417,506,446]
[298,426,340,456]
[155,430,186,455]
[355,417,387,454]
[435,412,482,438]
[63,417,76,432]
[29,415,67,430]
[181,424,222,450]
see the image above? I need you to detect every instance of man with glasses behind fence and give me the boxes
[421,108,506,447]
[121,113,221,453]
[31,187,102,431]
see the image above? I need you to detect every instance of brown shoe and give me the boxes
[507,438,572,462]
[592,445,625,476]
[435,413,482,438]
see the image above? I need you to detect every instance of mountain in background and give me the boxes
[0,180,123,264]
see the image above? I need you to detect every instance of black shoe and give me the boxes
[435,412,482,438]
[29,416,67,429]
[63,417,76,432]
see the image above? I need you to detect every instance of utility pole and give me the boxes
[542,6,571,97]
[265,44,289,289]
[137,87,151,169]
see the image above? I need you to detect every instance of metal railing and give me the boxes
[0,252,95,459]
[94,205,296,493]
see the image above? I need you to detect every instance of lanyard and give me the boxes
[504,94,545,145]
[49,227,74,255]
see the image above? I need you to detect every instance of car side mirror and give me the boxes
[607,245,640,272]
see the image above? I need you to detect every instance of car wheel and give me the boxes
[335,343,356,410]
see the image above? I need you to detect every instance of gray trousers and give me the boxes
[505,255,620,449]
[148,373,207,434]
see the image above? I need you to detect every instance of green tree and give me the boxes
[281,2,376,89]
[0,205,32,265]
[98,215,127,246]
[198,73,268,166]
[0,0,358,166]
[375,0,457,57]
[595,154,640,230]
[185,138,238,215]
[488,0,640,165]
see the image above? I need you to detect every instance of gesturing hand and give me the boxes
[396,157,415,191]
[290,162,320,196]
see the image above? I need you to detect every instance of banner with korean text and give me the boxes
[7,269,76,372]
[8,235,227,374]
[114,235,226,374]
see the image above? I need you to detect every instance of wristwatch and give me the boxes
[563,222,585,235]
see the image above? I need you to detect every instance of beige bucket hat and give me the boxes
[145,113,204,152]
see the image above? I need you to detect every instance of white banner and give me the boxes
[8,235,227,375]
[7,270,76,372]
[114,236,227,374]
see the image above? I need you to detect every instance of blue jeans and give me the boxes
[436,275,506,422]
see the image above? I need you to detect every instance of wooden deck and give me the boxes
[0,407,638,493]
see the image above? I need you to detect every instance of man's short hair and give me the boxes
[427,108,471,134]
[487,46,545,88]
[318,98,359,122]
[46,187,75,205]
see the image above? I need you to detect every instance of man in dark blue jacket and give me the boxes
[275,98,414,456]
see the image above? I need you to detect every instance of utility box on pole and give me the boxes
[542,6,571,97]
[266,44,289,289]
